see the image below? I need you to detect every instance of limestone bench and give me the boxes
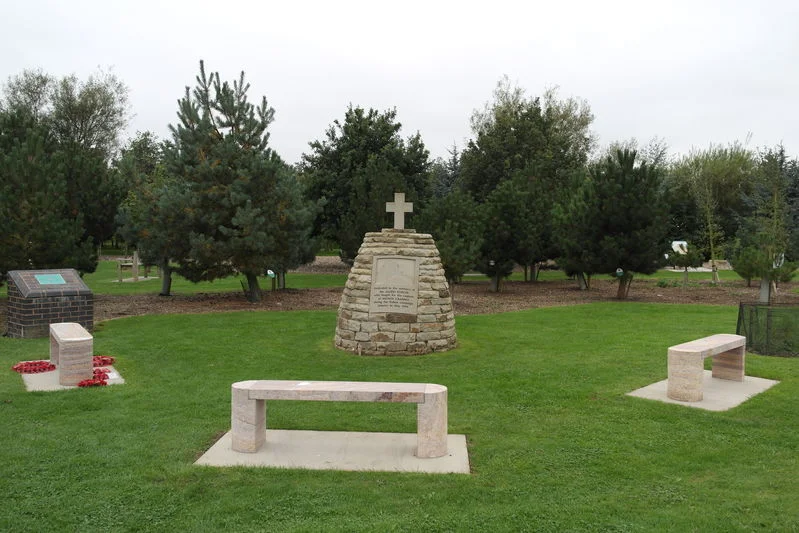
[667,334,746,402]
[231,380,448,458]
[50,322,93,386]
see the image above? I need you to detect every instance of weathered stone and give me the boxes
[337,329,356,340]
[334,227,457,356]
[386,342,408,353]
[429,339,454,351]
[395,332,417,343]
[386,313,417,323]
[407,342,429,355]
[416,331,444,341]
[380,323,410,333]
[337,317,360,332]
[360,322,379,333]
[350,311,370,321]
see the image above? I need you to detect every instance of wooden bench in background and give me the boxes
[231,380,448,458]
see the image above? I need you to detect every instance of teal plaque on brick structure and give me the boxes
[34,274,66,285]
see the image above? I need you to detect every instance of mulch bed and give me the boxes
[2,258,798,335]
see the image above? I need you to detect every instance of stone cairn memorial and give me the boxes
[335,193,457,356]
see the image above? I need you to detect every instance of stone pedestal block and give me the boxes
[49,322,93,386]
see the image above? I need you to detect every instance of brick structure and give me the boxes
[6,269,93,339]
[334,229,457,355]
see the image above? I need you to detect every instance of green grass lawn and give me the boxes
[80,260,348,296]
[1,303,798,531]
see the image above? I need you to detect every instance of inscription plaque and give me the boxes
[369,256,418,314]
[34,274,66,285]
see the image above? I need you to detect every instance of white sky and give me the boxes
[3,0,798,165]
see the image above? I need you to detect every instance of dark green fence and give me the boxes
[737,302,799,356]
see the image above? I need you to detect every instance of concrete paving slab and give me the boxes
[627,370,779,411]
[20,365,125,392]
[196,430,470,474]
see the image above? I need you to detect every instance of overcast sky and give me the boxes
[3,0,798,165]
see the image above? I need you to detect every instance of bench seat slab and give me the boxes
[231,380,448,458]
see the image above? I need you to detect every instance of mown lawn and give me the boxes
[1,303,797,531]
[80,260,348,296]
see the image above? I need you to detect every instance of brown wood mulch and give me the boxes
[3,278,798,335]
[2,256,798,334]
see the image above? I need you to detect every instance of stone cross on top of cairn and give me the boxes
[386,192,413,230]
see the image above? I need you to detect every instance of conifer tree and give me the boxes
[0,108,93,282]
[165,61,314,302]
[415,189,482,286]
[300,106,429,263]
[554,149,669,299]
[115,132,193,296]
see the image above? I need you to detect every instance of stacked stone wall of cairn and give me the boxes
[335,229,457,356]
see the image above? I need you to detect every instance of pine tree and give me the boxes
[115,132,192,296]
[415,189,482,285]
[554,149,669,299]
[165,61,314,302]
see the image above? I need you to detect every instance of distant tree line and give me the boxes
[2,67,797,301]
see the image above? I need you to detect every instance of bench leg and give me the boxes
[712,346,745,382]
[231,385,266,453]
[416,387,447,458]
[50,332,61,367]
[667,351,704,402]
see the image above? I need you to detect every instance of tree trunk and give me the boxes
[533,262,540,282]
[758,278,777,304]
[683,267,689,286]
[616,273,633,299]
[159,259,173,296]
[489,274,501,293]
[245,272,262,302]
[577,272,588,291]
[277,271,286,290]
[523,264,529,282]
[711,262,720,283]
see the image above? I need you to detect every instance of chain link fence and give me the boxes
[737,302,799,356]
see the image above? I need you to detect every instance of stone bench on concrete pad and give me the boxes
[50,322,93,386]
[667,333,746,402]
[231,380,448,458]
